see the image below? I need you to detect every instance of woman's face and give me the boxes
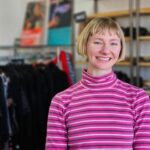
[86,29,121,76]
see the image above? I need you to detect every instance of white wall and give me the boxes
[0,0,39,46]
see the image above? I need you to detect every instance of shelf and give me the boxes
[140,62,150,67]
[117,62,150,67]
[139,36,150,41]
[88,7,150,19]
[116,61,130,66]
[76,61,150,67]
[75,60,131,66]
[88,10,129,19]
[75,60,86,65]
[139,7,150,15]
[125,36,150,41]
[116,61,150,67]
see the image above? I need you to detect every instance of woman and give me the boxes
[45,17,150,150]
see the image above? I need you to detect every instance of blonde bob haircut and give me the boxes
[77,17,126,62]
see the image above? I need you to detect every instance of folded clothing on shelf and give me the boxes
[115,71,144,87]
[121,27,149,39]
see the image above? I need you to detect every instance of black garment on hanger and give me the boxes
[0,77,9,147]
[0,63,69,150]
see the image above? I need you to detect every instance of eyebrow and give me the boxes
[94,37,120,41]
[110,39,120,42]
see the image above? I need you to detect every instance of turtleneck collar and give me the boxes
[81,69,117,90]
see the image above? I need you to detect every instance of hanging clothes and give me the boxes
[0,62,69,150]
[0,73,12,150]
[51,50,76,85]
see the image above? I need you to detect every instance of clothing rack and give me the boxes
[0,44,74,49]
[0,45,72,66]
[0,62,70,150]
[0,45,76,85]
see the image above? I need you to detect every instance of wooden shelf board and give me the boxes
[116,61,130,66]
[125,37,130,41]
[88,10,129,19]
[75,60,86,65]
[140,62,150,67]
[139,7,150,15]
[76,60,131,66]
[125,36,150,41]
[139,36,150,40]
[88,7,150,19]
[76,61,150,67]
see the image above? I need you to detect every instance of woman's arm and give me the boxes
[45,95,67,150]
[133,89,150,150]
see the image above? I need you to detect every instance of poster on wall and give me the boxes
[20,2,45,46]
[48,0,72,46]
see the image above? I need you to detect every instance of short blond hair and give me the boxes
[77,17,126,62]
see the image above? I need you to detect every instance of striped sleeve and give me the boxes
[133,89,150,150]
[45,95,67,150]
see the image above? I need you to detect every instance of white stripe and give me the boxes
[69,140,132,145]
[47,129,66,133]
[114,87,136,95]
[70,99,130,106]
[141,110,150,115]
[73,93,129,100]
[134,95,149,105]
[69,119,132,126]
[134,146,150,148]
[135,103,150,112]
[48,115,64,120]
[135,132,150,135]
[135,124,150,129]
[134,139,150,141]
[46,143,66,146]
[47,122,65,127]
[137,118,150,123]
[69,106,131,113]
[69,126,132,133]
[69,133,132,139]
[68,112,132,120]
[52,101,65,109]
[47,136,66,139]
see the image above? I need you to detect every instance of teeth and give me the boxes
[96,57,110,61]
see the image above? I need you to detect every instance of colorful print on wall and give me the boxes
[48,0,72,46]
[20,2,45,46]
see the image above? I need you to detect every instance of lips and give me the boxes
[96,56,111,61]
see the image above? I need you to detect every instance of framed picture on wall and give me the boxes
[20,2,45,46]
[47,0,72,46]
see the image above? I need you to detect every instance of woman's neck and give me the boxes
[87,66,112,77]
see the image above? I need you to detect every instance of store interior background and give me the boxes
[1,0,150,87]
[1,0,150,149]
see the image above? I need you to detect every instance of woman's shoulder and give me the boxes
[51,81,82,108]
[53,81,81,99]
[117,79,147,94]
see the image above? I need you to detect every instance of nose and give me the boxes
[100,43,110,54]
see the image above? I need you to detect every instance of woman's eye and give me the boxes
[111,42,118,46]
[94,41,102,45]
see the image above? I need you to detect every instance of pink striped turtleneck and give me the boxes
[81,69,117,89]
[45,69,150,150]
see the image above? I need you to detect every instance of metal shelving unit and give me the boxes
[77,0,150,88]
[76,0,135,83]
[135,0,150,89]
